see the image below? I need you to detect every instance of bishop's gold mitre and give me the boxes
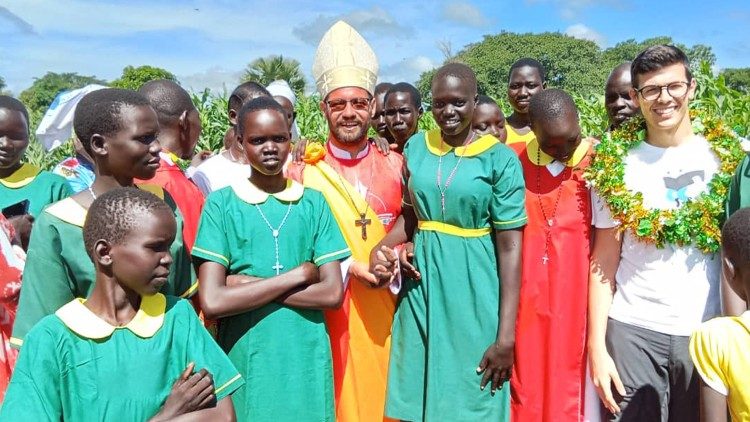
[312,20,379,98]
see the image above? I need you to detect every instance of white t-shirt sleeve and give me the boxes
[591,188,618,229]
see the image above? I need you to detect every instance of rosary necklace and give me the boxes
[88,185,97,200]
[436,133,473,220]
[254,202,293,275]
[535,148,568,265]
[337,160,375,240]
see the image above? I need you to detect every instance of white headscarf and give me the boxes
[266,80,300,140]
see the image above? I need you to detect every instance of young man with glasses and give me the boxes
[588,45,719,421]
[286,21,404,422]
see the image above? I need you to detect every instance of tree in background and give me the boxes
[602,37,715,72]
[242,55,305,95]
[110,65,176,90]
[417,33,716,102]
[0,76,5,92]
[418,32,606,102]
[19,72,106,112]
[721,68,750,93]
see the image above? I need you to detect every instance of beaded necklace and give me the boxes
[535,148,568,265]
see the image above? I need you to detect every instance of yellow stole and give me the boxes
[302,160,386,261]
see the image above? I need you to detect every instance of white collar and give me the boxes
[328,140,370,160]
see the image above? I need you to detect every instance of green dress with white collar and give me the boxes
[11,185,196,348]
[192,179,350,422]
[1,294,244,421]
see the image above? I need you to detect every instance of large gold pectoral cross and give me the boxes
[355,212,371,240]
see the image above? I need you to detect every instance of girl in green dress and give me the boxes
[1,187,243,420]
[0,96,71,250]
[371,63,526,421]
[193,97,350,421]
[12,89,196,348]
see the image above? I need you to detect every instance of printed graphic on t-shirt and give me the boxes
[663,170,705,206]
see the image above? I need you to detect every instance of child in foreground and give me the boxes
[690,207,750,422]
[1,187,243,420]
[192,97,349,421]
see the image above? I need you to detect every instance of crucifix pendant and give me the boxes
[355,213,371,240]
[272,262,284,274]
[542,255,549,265]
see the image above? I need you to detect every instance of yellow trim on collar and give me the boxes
[138,184,165,200]
[424,129,499,157]
[231,178,304,204]
[45,185,164,227]
[55,293,167,339]
[506,126,536,145]
[526,137,592,167]
[0,163,41,188]
[46,197,87,227]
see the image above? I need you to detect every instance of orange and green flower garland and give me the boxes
[584,109,745,253]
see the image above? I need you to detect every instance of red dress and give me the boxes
[0,215,22,401]
[510,139,593,422]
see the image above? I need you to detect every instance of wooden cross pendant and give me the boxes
[355,213,371,240]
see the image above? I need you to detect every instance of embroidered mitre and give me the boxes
[312,20,378,98]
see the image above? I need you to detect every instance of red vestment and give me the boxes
[287,142,403,422]
[510,139,593,422]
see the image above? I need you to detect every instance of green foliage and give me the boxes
[19,72,106,113]
[692,62,750,138]
[192,89,229,152]
[22,108,73,170]
[110,65,176,90]
[0,76,5,91]
[242,55,306,96]
[294,95,328,141]
[418,32,608,101]
[602,37,715,74]
[720,68,750,93]
[417,34,717,104]
[574,94,608,138]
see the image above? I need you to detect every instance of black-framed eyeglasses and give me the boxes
[325,97,370,112]
[635,81,690,101]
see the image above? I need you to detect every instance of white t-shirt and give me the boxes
[191,152,252,196]
[592,135,721,336]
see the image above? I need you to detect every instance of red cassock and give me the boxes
[510,139,593,422]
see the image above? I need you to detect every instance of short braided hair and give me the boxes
[83,187,173,261]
